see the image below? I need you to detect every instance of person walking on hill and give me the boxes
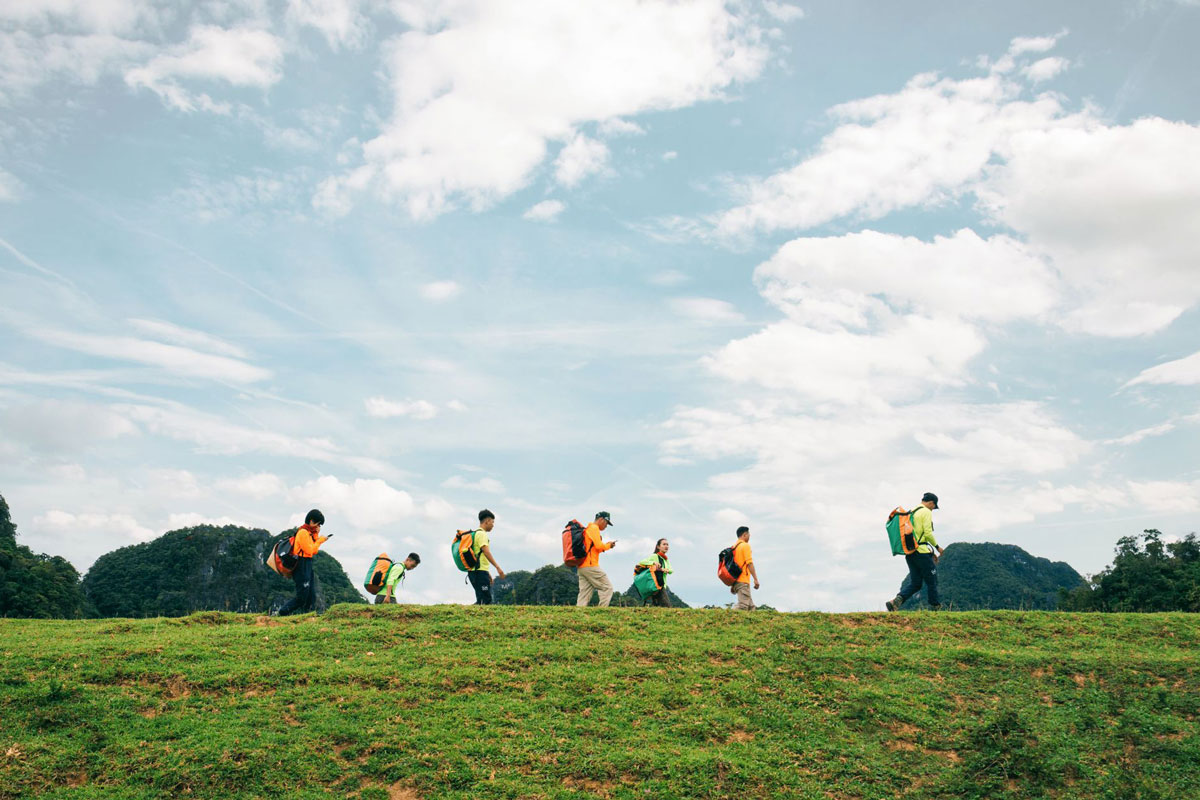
[468,509,506,605]
[887,492,944,611]
[577,511,618,607]
[279,509,329,616]
[730,526,759,611]
[636,538,674,607]
[375,553,421,605]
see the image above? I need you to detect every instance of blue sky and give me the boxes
[2,0,1198,611]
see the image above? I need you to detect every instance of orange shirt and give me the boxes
[733,541,752,583]
[581,522,613,568]
[293,526,328,558]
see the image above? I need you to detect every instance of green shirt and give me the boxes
[384,563,407,590]
[912,506,938,553]
[471,529,490,571]
[636,554,673,582]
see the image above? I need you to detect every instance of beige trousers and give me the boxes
[731,581,756,610]
[577,567,614,607]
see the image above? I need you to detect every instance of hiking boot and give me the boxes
[885,595,903,612]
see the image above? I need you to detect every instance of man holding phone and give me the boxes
[279,508,330,616]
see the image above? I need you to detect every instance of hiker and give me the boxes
[730,526,759,610]
[375,553,421,605]
[468,509,506,605]
[887,492,944,611]
[635,538,674,607]
[577,511,618,607]
[279,509,329,616]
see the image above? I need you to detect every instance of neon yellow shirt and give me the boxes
[471,529,490,571]
[911,507,938,553]
[384,563,407,590]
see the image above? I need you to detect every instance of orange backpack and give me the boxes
[452,530,481,571]
[561,520,589,567]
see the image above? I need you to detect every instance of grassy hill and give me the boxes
[1,607,1197,800]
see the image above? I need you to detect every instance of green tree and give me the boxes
[1061,530,1200,612]
[0,493,87,619]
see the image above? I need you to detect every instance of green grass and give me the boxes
[1,606,1197,799]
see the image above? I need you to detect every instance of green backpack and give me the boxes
[632,564,664,600]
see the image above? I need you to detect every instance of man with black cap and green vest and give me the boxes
[887,492,944,611]
[577,511,618,607]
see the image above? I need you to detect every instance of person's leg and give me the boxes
[469,570,492,605]
[305,560,320,612]
[888,558,921,611]
[576,568,598,606]
[651,589,671,607]
[920,554,940,608]
[595,570,614,607]
[733,582,752,610]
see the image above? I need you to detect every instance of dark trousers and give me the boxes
[644,588,671,607]
[280,557,316,615]
[899,552,940,607]
[469,570,492,605]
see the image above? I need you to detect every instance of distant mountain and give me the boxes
[0,492,87,619]
[493,564,690,608]
[902,542,1084,610]
[83,525,365,617]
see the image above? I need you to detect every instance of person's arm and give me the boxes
[747,561,760,590]
[481,545,505,579]
[381,585,393,602]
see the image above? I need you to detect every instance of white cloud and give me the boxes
[669,297,744,323]
[554,134,609,187]
[127,318,248,358]
[216,472,287,498]
[419,280,462,301]
[0,398,138,454]
[25,327,271,383]
[0,30,152,103]
[712,67,1085,238]
[763,2,805,23]
[0,0,160,35]
[34,509,155,543]
[661,150,678,161]
[289,475,415,529]
[364,396,439,420]
[980,117,1200,337]
[319,0,770,218]
[125,25,285,113]
[1103,422,1176,446]
[1126,350,1200,387]
[446,399,468,412]
[523,199,566,222]
[286,0,368,50]
[441,475,506,494]
[1021,56,1069,83]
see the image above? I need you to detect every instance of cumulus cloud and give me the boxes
[419,280,462,301]
[523,199,565,222]
[125,25,285,113]
[34,509,155,543]
[317,0,770,218]
[0,399,138,454]
[1021,56,1069,82]
[288,475,415,529]
[364,396,439,420]
[554,134,609,187]
[286,0,368,50]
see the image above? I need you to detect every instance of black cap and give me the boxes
[921,492,939,509]
[595,511,614,525]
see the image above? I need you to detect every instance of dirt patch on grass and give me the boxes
[726,730,754,743]
[388,782,421,799]
[1031,666,1054,678]
[562,776,615,797]
[254,616,280,627]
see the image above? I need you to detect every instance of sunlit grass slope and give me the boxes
[2,606,1197,799]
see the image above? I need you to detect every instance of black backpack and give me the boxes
[717,545,743,586]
